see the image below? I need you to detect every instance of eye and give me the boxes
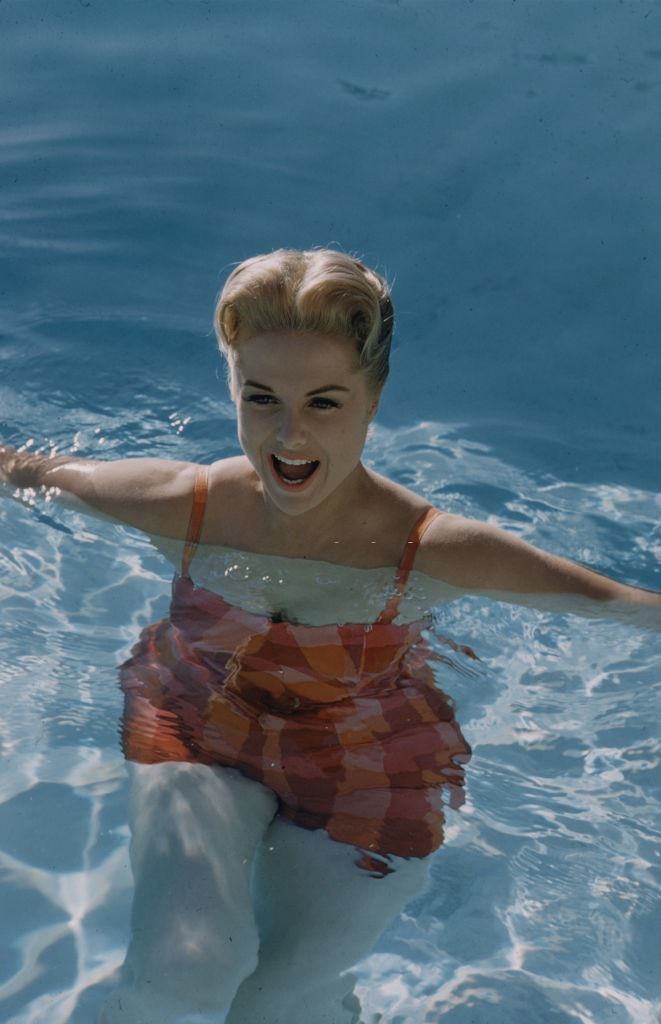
[310,397,339,409]
[243,394,340,410]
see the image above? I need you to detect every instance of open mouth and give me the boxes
[270,453,320,488]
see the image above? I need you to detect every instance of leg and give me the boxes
[226,818,432,1024]
[99,762,278,1024]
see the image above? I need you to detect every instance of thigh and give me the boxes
[252,817,431,969]
[115,762,278,1013]
[126,760,278,878]
[224,820,432,1024]
[126,762,278,954]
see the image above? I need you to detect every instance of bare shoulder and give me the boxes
[343,470,447,567]
[414,509,502,587]
[200,455,260,545]
[91,454,250,543]
[143,454,250,543]
[207,454,251,489]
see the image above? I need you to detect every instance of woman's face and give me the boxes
[229,331,379,519]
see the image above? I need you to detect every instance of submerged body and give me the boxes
[120,465,476,876]
[102,446,481,1024]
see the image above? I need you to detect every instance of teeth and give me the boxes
[274,455,316,465]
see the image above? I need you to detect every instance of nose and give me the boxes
[275,408,308,450]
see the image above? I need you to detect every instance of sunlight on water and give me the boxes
[1,0,660,1021]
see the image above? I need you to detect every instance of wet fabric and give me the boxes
[119,465,476,875]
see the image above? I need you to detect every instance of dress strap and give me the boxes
[375,506,442,625]
[180,464,210,578]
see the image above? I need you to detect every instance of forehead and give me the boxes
[231,331,362,385]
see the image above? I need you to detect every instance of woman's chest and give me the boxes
[191,548,393,624]
[151,538,459,626]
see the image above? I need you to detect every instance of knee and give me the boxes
[108,921,260,1021]
[255,930,345,979]
[150,921,259,998]
[164,931,258,1001]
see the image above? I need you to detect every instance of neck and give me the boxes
[257,462,376,555]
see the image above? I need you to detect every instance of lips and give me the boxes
[270,453,320,489]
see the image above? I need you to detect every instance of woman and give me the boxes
[1,248,659,1024]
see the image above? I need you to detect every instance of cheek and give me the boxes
[237,406,262,435]
[235,413,256,451]
[331,421,368,462]
[236,414,276,463]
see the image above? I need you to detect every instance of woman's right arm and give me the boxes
[0,443,198,540]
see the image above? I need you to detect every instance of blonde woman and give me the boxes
[1,249,658,1024]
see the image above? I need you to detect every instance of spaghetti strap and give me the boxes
[180,464,210,578]
[376,506,442,625]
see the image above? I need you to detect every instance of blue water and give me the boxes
[1,1,660,1021]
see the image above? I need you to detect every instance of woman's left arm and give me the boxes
[423,514,661,630]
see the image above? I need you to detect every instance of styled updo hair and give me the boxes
[214,248,394,397]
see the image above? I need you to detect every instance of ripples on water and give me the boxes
[1,0,660,1021]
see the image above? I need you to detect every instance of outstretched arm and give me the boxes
[422,513,661,629]
[0,442,197,540]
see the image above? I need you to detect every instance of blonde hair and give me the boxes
[214,248,394,396]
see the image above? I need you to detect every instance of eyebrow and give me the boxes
[242,379,351,396]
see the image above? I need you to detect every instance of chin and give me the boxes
[266,488,325,516]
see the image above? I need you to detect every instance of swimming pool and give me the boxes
[1,2,660,1022]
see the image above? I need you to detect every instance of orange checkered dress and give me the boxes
[119,465,477,875]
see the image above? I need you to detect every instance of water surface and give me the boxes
[1,2,660,1022]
